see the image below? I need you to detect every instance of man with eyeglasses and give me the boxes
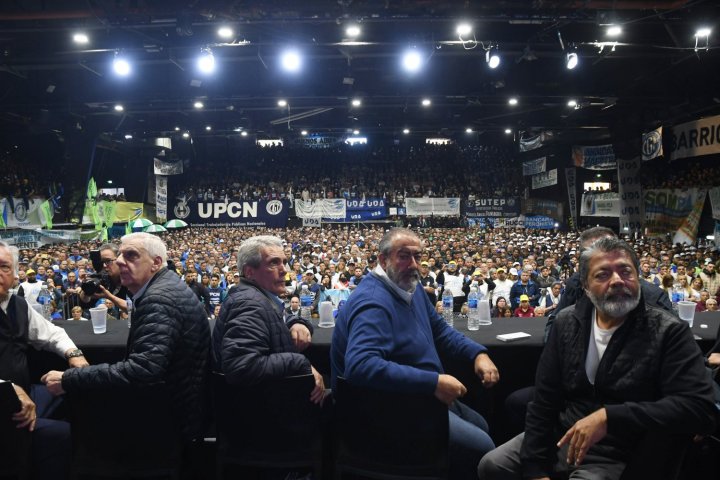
[0,240,88,480]
[77,243,128,316]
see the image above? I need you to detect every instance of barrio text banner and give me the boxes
[669,114,720,161]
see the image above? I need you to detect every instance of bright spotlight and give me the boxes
[193,101,204,109]
[240,131,248,137]
[112,56,131,76]
[280,49,302,72]
[353,129,360,135]
[508,97,518,106]
[421,98,431,107]
[301,130,308,136]
[114,104,124,112]
[197,48,215,74]
[346,24,361,38]
[566,52,578,69]
[277,99,288,107]
[504,128,512,134]
[73,33,89,44]
[205,126,212,131]
[695,27,711,37]
[456,23,472,37]
[351,98,362,107]
[174,126,180,131]
[567,99,578,108]
[486,47,500,69]
[124,134,133,140]
[402,128,410,134]
[217,26,234,39]
[466,128,473,133]
[402,49,423,73]
[182,132,190,139]
[606,25,622,37]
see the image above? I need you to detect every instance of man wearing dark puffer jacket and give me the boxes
[42,232,210,442]
[212,235,325,404]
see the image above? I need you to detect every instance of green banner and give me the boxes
[39,200,53,229]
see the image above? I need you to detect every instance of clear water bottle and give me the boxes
[467,287,480,331]
[671,283,684,311]
[37,283,52,320]
[442,288,454,327]
[300,285,313,320]
[126,297,133,328]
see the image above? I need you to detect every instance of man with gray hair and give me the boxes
[212,235,324,403]
[479,237,716,480]
[42,233,210,445]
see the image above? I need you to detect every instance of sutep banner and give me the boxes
[170,198,290,227]
[464,198,521,218]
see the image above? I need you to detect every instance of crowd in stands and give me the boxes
[175,144,522,207]
[11,225,720,321]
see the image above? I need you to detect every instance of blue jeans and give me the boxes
[449,400,495,480]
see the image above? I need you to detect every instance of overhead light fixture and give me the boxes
[421,98,431,107]
[114,104,124,112]
[107,180,113,185]
[402,48,423,73]
[353,129,360,135]
[301,130,308,136]
[403,128,410,134]
[280,49,302,73]
[240,131,248,137]
[486,46,500,69]
[351,98,362,107]
[73,32,89,44]
[277,99,288,107]
[566,52,578,69]
[465,128,473,133]
[112,53,131,76]
[606,25,622,37]
[182,132,190,139]
[345,24,361,38]
[508,97,518,106]
[205,125,212,131]
[504,128,512,134]
[217,26,234,39]
[124,134,133,140]
[695,27,711,51]
[456,23,473,37]
[567,99,578,108]
[197,48,216,74]
[174,126,180,131]
[193,101,204,109]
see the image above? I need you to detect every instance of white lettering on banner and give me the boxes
[531,169,558,189]
[644,188,706,243]
[346,199,385,208]
[198,202,258,219]
[669,114,720,161]
[617,158,643,232]
[565,168,577,230]
[303,217,321,227]
[572,144,617,170]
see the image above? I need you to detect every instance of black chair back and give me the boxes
[212,372,323,477]
[334,377,448,480]
[67,385,182,479]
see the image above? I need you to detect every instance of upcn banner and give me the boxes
[170,198,290,227]
[644,188,706,244]
[464,198,521,218]
[669,114,720,161]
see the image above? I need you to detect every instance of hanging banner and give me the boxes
[522,157,546,176]
[565,168,577,231]
[0,198,51,229]
[669,114,720,161]
[295,199,346,219]
[302,217,321,227]
[617,158,644,232]
[572,144,617,170]
[715,222,720,248]
[522,198,564,220]
[405,198,460,216]
[581,193,621,217]
[0,228,101,248]
[82,201,142,225]
[290,135,345,148]
[342,197,388,221]
[708,187,720,220]
[644,188,706,244]
[464,197,521,218]
[531,169,558,189]
[170,198,290,227]
[641,127,663,161]
[156,176,168,223]
[467,215,556,229]
[519,131,553,152]
[153,158,184,175]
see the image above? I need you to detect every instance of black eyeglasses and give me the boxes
[101,258,116,266]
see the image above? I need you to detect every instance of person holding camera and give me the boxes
[77,244,128,315]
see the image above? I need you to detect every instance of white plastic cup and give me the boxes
[90,306,108,334]
[478,299,492,326]
[677,301,696,328]
[318,301,335,328]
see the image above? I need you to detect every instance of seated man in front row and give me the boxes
[331,228,499,480]
[478,236,717,480]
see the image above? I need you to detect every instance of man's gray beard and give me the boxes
[386,264,420,292]
[586,285,641,319]
[0,293,8,304]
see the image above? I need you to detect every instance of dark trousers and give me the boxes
[30,384,71,480]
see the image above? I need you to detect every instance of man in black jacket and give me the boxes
[42,233,210,444]
[479,237,716,480]
[212,235,324,404]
